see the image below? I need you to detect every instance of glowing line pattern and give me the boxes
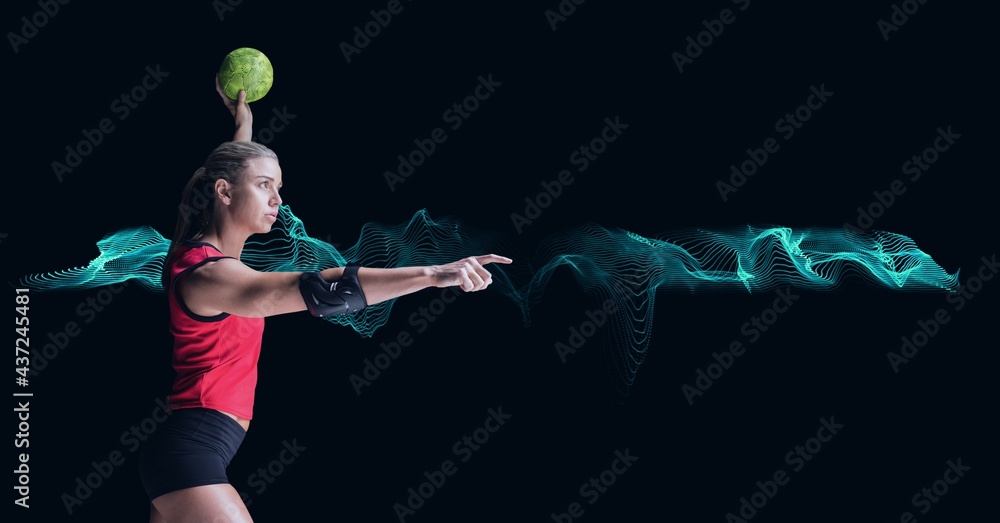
[17,208,959,390]
[500,224,959,392]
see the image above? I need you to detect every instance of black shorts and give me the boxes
[138,407,246,501]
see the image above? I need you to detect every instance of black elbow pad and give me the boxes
[299,264,368,317]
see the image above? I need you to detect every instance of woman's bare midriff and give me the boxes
[218,410,250,431]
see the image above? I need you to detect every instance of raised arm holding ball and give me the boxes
[137,53,512,523]
[215,74,252,142]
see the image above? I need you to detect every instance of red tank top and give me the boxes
[166,240,264,420]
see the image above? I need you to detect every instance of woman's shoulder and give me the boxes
[170,240,229,271]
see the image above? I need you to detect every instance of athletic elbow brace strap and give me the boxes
[299,264,368,317]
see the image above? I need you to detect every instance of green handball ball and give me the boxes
[218,47,273,103]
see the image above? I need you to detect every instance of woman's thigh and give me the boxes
[151,483,252,523]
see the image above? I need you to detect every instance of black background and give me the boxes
[6,1,998,522]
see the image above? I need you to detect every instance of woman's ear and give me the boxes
[214,179,235,205]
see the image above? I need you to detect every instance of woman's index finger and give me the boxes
[477,254,513,265]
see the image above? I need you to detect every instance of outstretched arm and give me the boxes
[180,255,513,319]
[216,75,253,141]
[351,254,513,304]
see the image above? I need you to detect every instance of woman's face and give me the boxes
[231,156,283,234]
